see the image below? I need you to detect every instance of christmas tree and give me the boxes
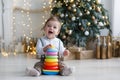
[51,0,111,47]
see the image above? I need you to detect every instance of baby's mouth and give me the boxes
[48,31,53,34]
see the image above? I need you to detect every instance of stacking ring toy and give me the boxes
[45,59,58,62]
[44,62,58,66]
[42,44,60,75]
[45,56,58,59]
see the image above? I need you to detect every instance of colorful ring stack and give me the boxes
[42,45,59,75]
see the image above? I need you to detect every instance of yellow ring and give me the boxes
[43,69,59,72]
[45,59,58,62]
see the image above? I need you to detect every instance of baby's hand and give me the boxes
[43,44,52,52]
[63,49,70,56]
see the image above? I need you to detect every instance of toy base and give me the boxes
[42,71,59,75]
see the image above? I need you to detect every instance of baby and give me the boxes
[26,16,72,76]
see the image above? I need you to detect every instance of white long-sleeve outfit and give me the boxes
[36,36,65,56]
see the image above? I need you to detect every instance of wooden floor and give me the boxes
[0,53,120,80]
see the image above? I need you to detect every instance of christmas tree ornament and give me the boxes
[95,0,99,4]
[73,8,77,12]
[68,6,71,10]
[84,30,89,36]
[96,7,101,12]
[62,35,66,39]
[76,2,79,5]
[70,0,74,3]
[98,22,104,27]
[87,22,91,26]
[60,14,64,18]
[79,22,81,26]
[79,12,83,16]
[102,16,105,19]
[76,17,79,20]
[89,7,92,10]
[92,16,95,20]
[86,10,90,15]
[94,19,98,24]
[65,14,68,17]
[72,4,76,7]
[66,4,68,6]
[71,16,76,21]
[68,30,73,35]
[104,16,108,19]
[65,0,69,3]
[93,0,96,3]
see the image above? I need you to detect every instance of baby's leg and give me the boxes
[34,61,44,74]
[26,67,40,76]
[26,61,43,76]
[59,61,72,76]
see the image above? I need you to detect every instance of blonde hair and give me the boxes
[42,15,62,30]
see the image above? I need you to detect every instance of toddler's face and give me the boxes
[44,20,60,39]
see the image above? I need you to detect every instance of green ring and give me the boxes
[46,56,58,59]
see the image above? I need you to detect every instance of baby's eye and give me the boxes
[53,26,57,29]
[48,25,51,27]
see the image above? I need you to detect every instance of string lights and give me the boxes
[10,0,53,56]
[22,0,33,41]
[42,0,53,26]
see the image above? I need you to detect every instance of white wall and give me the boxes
[3,0,13,46]
[0,0,13,47]
[112,0,120,36]
[0,0,3,38]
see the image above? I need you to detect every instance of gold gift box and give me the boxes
[64,46,94,60]
[80,50,94,59]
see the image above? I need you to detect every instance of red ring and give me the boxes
[43,66,59,70]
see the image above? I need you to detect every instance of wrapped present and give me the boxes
[80,50,94,59]
[64,46,83,60]
[64,47,95,60]
[75,52,81,60]
[64,52,76,60]
[72,50,94,60]
[68,46,83,52]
